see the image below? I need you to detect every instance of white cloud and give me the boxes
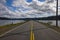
[0,0,60,18]
[12,0,29,7]
[0,0,6,3]
[28,0,56,16]
[0,0,26,18]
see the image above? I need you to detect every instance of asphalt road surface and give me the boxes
[0,21,60,40]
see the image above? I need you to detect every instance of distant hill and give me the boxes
[39,15,60,20]
[0,15,60,20]
[0,17,10,20]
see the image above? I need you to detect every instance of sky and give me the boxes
[0,0,60,18]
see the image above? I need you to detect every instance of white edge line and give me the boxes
[0,22,27,37]
[48,28,60,35]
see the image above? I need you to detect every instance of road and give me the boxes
[0,21,60,40]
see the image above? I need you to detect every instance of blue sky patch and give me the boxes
[38,0,45,2]
[5,0,17,12]
[5,0,32,12]
[5,0,45,12]
[26,0,32,3]
[6,0,13,6]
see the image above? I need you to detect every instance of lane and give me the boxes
[0,20,60,40]
[33,21,60,40]
[0,21,32,40]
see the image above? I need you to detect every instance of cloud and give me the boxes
[46,0,54,3]
[0,0,6,3]
[26,0,56,17]
[12,0,56,16]
[12,0,29,7]
[0,1,19,18]
[0,0,60,18]
[29,0,56,12]
[0,0,27,18]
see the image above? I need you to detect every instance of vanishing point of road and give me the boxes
[0,21,60,40]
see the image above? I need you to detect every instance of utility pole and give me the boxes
[56,0,58,27]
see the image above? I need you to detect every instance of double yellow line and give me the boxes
[30,22,35,40]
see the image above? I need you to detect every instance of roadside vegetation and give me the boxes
[38,22,60,32]
[0,22,26,35]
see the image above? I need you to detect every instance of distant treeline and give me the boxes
[0,15,60,20]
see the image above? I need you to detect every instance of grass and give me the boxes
[38,22,60,32]
[0,22,26,35]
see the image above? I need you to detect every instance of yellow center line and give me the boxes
[30,21,35,40]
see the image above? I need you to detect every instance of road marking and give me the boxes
[0,22,28,37]
[30,30,35,40]
[30,21,35,40]
[48,28,60,35]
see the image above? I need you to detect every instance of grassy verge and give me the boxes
[0,22,26,35]
[38,22,60,32]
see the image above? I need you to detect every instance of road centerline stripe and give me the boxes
[30,21,35,40]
